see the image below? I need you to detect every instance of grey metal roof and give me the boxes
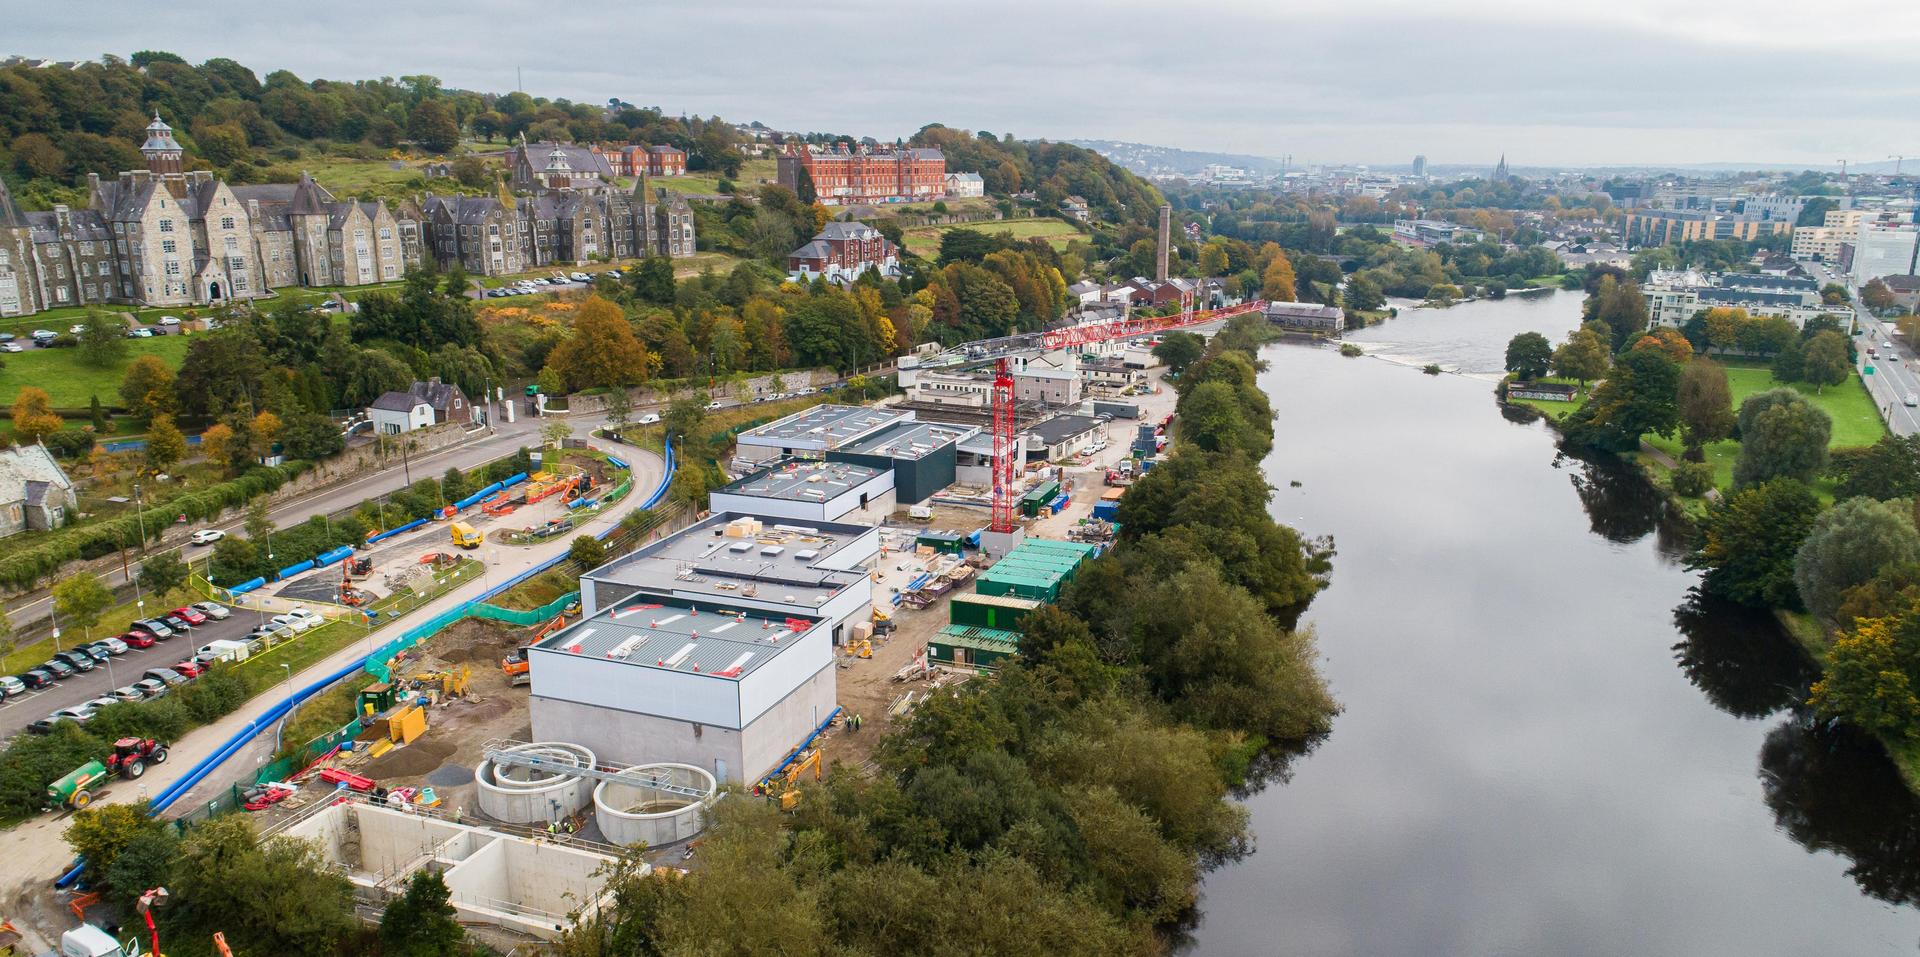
[1028,414,1103,446]
[836,421,976,460]
[739,404,909,446]
[586,511,874,613]
[817,221,881,241]
[717,458,886,503]
[537,602,818,679]
[369,391,424,412]
[789,240,831,260]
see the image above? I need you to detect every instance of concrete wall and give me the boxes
[738,663,837,784]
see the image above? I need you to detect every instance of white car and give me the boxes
[272,608,322,632]
[1906,393,1919,408]
[0,343,22,353]
[704,401,725,411]
[636,413,661,425]
[570,272,591,282]
[192,601,231,621]
[189,529,224,545]
[69,324,87,334]
[158,315,181,326]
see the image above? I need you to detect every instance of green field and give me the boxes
[1641,365,1885,500]
[902,217,1088,257]
[0,336,192,410]
[650,157,778,196]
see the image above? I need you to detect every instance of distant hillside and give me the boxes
[1070,139,1288,177]
[910,126,1165,229]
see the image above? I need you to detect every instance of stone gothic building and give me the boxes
[409,176,695,277]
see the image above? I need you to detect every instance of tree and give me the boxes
[1504,332,1552,380]
[168,817,354,957]
[279,412,344,460]
[1344,274,1385,313]
[629,256,676,305]
[440,466,469,503]
[1687,478,1822,607]
[1676,358,1735,453]
[1631,327,1692,364]
[1832,435,1920,501]
[542,420,573,449]
[380,869,466,957]
[1671,460,1715,497]
[1261,249,1298,302]
[1863,278,1897,312]
[1152,332,1206,376]
[53,572,112,636]
[1562,347,1679,453]
[1733,391,1830,487]
[76,312,126,368]
[407,99,459,153]
[88,395,106,432]
[244,496,275,543]
[1821,282,1851,306]
[138,551,189,601]
[569,535,607,570]
[605,385,632,430]
[546,296,657,391]
[663,394,707,442]
[1795,497,1920,621]
[1801,330,1850,393]
[1549,328,1610,388]
[64,803,167,891]
[1811,611,1920,737]
[1425,283,1461,307]
[1586,275,1650,351]
[144,415,187,473]
[10,387,64,444]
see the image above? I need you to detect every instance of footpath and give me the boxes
[0,443,662,941]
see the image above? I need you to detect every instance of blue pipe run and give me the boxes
[57,441,682,889]
[365,517,429,545]
[500,471,529,489]
[276,559,316,580]
[227,577,266,595]
[606,455,628,470]
[315,546,354,568]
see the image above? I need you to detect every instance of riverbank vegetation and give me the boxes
[557,312,1337,956]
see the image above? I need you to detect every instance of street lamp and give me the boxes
[133,483,146,554]
[280,662,293,709]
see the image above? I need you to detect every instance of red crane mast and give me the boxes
[986,297,1268,530]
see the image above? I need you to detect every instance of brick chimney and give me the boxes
[1155,204,1171,283]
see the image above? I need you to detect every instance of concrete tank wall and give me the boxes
[475,741,597,824]
[593,763,717,848]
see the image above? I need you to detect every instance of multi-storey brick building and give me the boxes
[1621,208,1792,246]
[411,179,695,277]
[0,114,416,318]
[787,221,899,285]
[612,145,688,178]
[776,143,945,206]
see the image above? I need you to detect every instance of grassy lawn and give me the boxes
[0,336,191,409]
[901,217,1088,257]
[296,152,426,195]
[650,157,778,197]
[1640,365,1885,503]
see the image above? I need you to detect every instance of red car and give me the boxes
[119,631,157,649]
[171,606,208,626]
[171,660,204,678]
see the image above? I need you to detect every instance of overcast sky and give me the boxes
[14,0,1920,168]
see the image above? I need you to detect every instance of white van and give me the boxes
[198,639,252,663]
[61,923,126,957]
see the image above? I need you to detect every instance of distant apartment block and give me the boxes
[1851,222,1920,283]
[1642,269,1832,329]
[777,143,945,206]
[1621,209,1791,246]
[1790,208,1869,261]
[1392,219,1483,247]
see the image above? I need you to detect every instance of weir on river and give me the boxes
[1188,290,1920,956]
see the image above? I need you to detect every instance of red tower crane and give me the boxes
[985,296,1268,529]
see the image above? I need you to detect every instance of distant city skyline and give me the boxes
[13,0,1920,169]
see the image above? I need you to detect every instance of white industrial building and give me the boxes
[706,458,896,524]
[1851,222,1920,283]
[734,404,910,464]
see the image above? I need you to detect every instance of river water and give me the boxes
[1188,290,1920,955]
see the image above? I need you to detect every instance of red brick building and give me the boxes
[645,145,687,177]
[777,143,945,206]
[787,221,900,285]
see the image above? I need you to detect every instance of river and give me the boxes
[1187,290,1920,955]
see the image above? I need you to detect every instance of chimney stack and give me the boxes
[1155,204,1171,283]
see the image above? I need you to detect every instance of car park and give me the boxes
[18,669,55,690]
[0,675,23,699]
[172,606,208,626]
[53,651,96,673]
[193,602,230,620]
[41,658,76,679]
[144,668,187,687]
[109,686,148,703]
[131,678,168,699]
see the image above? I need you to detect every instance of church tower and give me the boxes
[141,114,185,177]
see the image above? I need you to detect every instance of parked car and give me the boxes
[95,636,129,655]
[18,669,55,690]
[160,614,194,633]
[133,619,175,638]
[158,315,181,326]
[704,401,724,411]
[272,608,321,632]
[0,675,24,699]
[0,332,15,342]
[119,631,157,649]
[84,696,122,713]
[52,704,99,723]
[30,329,56,342]
[0,342,21,353]
[26,716,65,735]
[71,645,112,664]
[171,606,208,626]
[189,528,224,546]
[127,327,155,338]
[131,678,168,699]
[143,668,187,687]
[1907,392,1919,408]
[69,323,87,334]
[570,271,591,282]
[52,651,96,673]
[171,661,204,678]
[193,602,231,620]
[107,685,147,704]
[41,658,76,679]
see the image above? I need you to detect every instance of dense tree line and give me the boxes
[559,313,1336,956]
[908,125,1165,229]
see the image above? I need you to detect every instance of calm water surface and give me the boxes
[1187,291,1920,955]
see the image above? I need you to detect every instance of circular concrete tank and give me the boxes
[593,763,718,847]
[475,741,597,824]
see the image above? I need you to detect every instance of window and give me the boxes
[165,260,180,276]
[220,216,235,230]
[354,229,366,240]
[159,219,173,232]
[162,239,177,254]
[55,287,69,302]
[234,275,248,291]
[80,242,93,255]
[379,228,392,240]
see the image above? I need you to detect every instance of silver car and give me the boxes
[193,601,232,621]
[109,685,147,703]
[131,678,168,698]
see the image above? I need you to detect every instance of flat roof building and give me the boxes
[707,458,896,523]
[529,595,838,784]
[735,404,911,464]
[826,420,977,504]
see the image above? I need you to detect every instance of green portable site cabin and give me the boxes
[927,624,1022,670]
[916,531,966,555]
[1019,481,1061,517]
[975,567,1063,602]
[950,592,1043,631]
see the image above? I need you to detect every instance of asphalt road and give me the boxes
[0,607,270,740]
[1804,261,1920,436]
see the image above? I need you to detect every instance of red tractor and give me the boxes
[104,738,170,779]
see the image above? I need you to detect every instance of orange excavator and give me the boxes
[502,614,568,686]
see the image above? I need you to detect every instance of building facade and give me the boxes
[1789,208,1869,261]
[509,140,617,193]
[0,115,416,318]
[1621,209,1791,246]
[776,143,945,206]
[1851,222,1920,283]
[944,172,984,198]
[413,180,695,277]
[786,221,900,284]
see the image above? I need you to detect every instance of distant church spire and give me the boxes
[1492,154,1510,183]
